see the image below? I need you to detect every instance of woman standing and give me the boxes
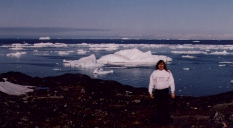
[148,60,175,126]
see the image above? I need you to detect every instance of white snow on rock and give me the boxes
[0,78,34,95]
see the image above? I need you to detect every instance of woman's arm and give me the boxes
[148,72,154,98]
[169,71,175,98]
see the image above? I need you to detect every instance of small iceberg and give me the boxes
[93,68,113,74]
[53,68,61,71]
[6,52,27,57]
[9,47,24,50]
[58,51,69,56]
[231,80,233,84]
[171,51,205,54]
[183,68,189,71]
[210,50,228,55]
[77,49,88,54]
[205,49,211,53]
[182,55,196,59]
[219,64,225,67]
[39,36,50,40]
[219,62,233,64]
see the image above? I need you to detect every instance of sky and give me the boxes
[0,0,233,39]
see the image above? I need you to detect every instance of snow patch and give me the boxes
[0,78,34,95]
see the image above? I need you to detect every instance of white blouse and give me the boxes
[148,69,175,94]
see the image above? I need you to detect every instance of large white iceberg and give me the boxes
[0,78,34,95]
[63,49,172,68]
[97,49,172,67]
[63,54,103,68]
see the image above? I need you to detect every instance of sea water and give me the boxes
[0,39,233,97]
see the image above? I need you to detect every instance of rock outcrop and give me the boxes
[0,71,233,128]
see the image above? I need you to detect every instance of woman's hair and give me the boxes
[156,60,169,72]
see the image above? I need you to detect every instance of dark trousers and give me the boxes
[153,88,171,125]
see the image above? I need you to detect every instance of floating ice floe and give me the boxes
[39,36,50,40]
[89,44,119,51]
[97,49,172,67]
[93,68,113,74]
[33,42,68,48]
[9,47,24,50]
[171,51,206,54]
[2,42,68,48]
[77,49,88,54]
[210,50,228,55]
[6,52,27,57]
[182,55,196,59]
[53,68,61,70]
[58,51,69,56]
[0,78,34,95]
[205,49,211,53]
[231,80,233,84]
[12,43,31,47]
[89,47,118,51]
[8,43,31,50]
[219,64,225,67]
[63,54,103,68]
[219,62,233,64]
[33,53,49,56]
[183,68,190,71]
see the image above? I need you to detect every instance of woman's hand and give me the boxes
[150,94,154,99]
[171,93,175,98]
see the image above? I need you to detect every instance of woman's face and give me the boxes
[158,62,164,70]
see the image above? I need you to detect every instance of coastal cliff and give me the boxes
[0,71,233,128]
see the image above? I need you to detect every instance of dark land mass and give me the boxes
[0,71,233,128]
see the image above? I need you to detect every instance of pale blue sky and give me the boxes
[0,0,233,39]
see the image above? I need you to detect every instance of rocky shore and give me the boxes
[0,71,233,128]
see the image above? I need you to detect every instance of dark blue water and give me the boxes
[0,39,233,97]
[1,38,233,45]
